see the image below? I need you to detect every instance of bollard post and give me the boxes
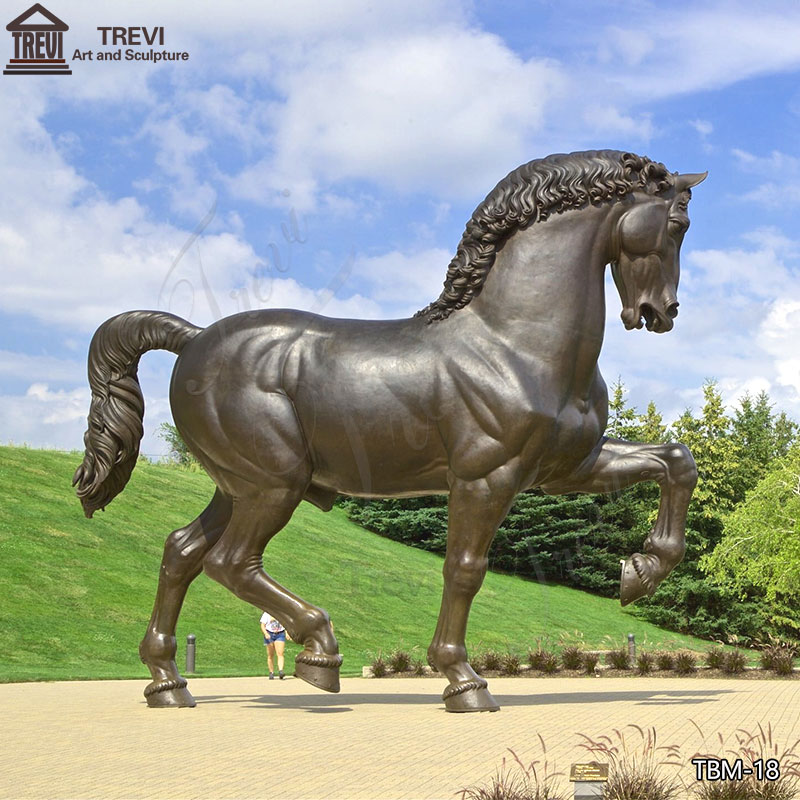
[186,634,196,674]
[627,633,635,663]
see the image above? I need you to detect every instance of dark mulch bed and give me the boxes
[369,667,800,680]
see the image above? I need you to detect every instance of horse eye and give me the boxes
[668,218,688,234]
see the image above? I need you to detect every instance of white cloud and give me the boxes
[0,81,388,332]
[137,115,215,219]
[687,239,794,299]
[597,5,800,99]
[757,299,800,399]
[26,384,88,425]
[0,384,89,450]
[350,248,452,318]
[690,119,713,137]
[741,182,800,208]
[731,148,800,206]
[229,30,567,207]
[0,351,83,384]
[580,105,654,141]
[731,149,800,174]
[598,25,656,68]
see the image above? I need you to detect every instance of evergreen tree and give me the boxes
[607,377,640,440]
[671,380,738,528]
[774,411,799,455]
[702,443,800,639]
[339,496,448,552]
[490,491,613,590]
[730,392,799,504]
[637,401,668,444]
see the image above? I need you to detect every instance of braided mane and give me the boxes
[416,150,674,322]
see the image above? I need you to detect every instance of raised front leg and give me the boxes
[541,437,697,605]
[428,467,518,713]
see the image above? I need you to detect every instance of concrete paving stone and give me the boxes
[1,676,799,799]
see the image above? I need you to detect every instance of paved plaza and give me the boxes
[2,675,800,799]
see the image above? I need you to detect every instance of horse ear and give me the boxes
[674,171,708,191]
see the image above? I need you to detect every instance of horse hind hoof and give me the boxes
[143,678,196,708]
[620,555,655,606]
[442,679,500,713]
[294,651,343,693]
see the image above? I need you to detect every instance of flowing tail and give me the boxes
[73,311,203,518]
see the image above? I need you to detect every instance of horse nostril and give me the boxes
[666,302,679,319]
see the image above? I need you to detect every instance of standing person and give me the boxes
[260,611,286,680]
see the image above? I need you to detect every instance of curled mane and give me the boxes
[416,150,674,322]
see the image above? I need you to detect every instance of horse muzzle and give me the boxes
[621,301,678,333]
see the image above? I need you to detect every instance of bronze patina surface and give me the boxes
[75,150,705,712]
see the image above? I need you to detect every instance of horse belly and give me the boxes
[294,387,449,497]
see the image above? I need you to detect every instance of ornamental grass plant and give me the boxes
[458,744,566,800]
[690,722,800,799]
[705,647,726,670]
[606,647,631,670]
[561,646,584,670]
[581,652,599,674]
[577,725,684,800]
[537,651,560,674]
[388,649,412,673]
[481,650,504,672]
[502,653,522,676]
[656,651,676,671]
[760,641,796,676]
[528,648,549,670]
[675,650,698,675]
[370,654,387,677]
[637,651,656,675]
[723,650,748,675]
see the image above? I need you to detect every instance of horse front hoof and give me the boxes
[620,554,655,606]
[294,651,342,693]
[442,679,500,713]
[143,678,196,708]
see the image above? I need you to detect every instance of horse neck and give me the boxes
[463,204,612,362]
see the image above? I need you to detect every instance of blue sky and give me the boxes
[2,0,800,457]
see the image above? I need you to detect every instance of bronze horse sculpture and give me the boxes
[74,150,705,712]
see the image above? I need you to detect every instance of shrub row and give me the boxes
[369,645,797,677]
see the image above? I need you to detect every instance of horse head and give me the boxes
[610,171,707,333]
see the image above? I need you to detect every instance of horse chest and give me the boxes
[550,402,603,465]
[511,400,603,484]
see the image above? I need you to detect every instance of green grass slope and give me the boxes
[0,446,705,682]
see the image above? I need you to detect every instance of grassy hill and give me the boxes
[0,446,708,682]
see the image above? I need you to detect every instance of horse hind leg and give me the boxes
[203,489,342,694]
[139,489,232,707]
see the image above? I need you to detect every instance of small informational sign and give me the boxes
[569,762,609,782]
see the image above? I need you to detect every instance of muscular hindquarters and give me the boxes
[168,311,448,497]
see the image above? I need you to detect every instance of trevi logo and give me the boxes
[3,3,71,75]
